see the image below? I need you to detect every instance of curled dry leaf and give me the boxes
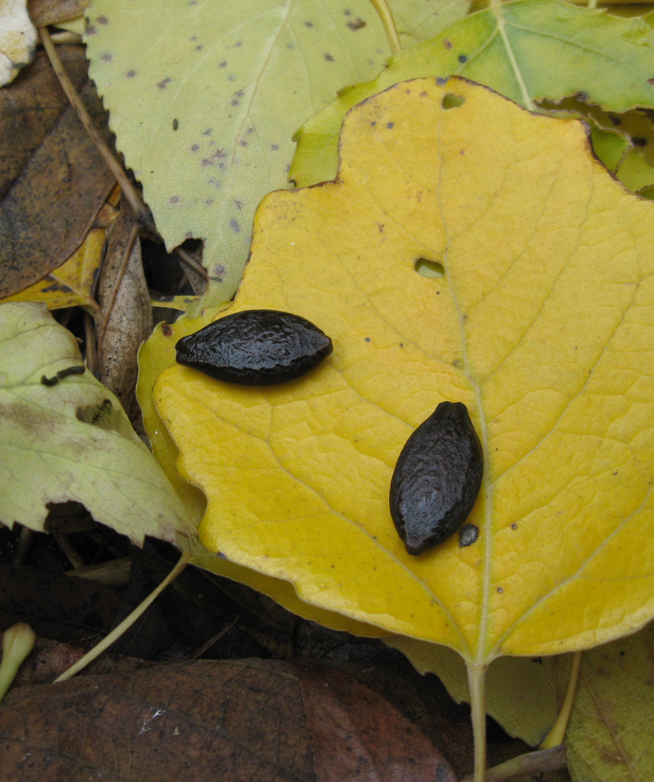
[96,202,153,410]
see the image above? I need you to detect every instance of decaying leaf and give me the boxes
[0,48,115,299]
[96,203,153,410]
[0,659,458,781]
[154,78,654,667]
[0,190,120,311]
[0,302,192,548]
[291,0,654,187]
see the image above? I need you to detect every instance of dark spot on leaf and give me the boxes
[324,53,334,62]
[231,99,240,106]
[344,8,351,15]
[162,324,173,337]
[271,143,279,150]
[436,77,447,85]
[247,127,255,134]
[97,15,109,24]
[234,199,243,209]
[649,77,654,85]
[208,178,222,188]
[370,121,376,126]
[305,21,313,27]
[205,197,213,205]
[228,74,235,81]
[347,18,366,31]
[497,587,503,594]
[610,115,621,126]
[230,218,241,233]
[191,144,200,151]
[170,196,180,204]
[126,69,136,78]
[86,25,97,35]
[632,137,647,147]
[190,35,197,41]
[172,119,178,130]
[195,45,203,51]
[443,39,452,49]
[219,61,227,68]
[202,128,213,136]
[100,52,112,62]
[386,122,394,129]
[239,139,247,146]
[157,77,172,89]
[365,337,371,342]
[511,522,518,529]
[235,40,243,47]
[458,54,468,63]
[399,343,404,347]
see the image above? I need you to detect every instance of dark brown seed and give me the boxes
[389,401,483,556]
[175,309,333,385]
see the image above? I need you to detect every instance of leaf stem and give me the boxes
[367,0,402,54]
[38,27,154,229]
[468,662,487,782]
[489,0,534,111]
[54,552,190,681]
[460,744,566,782]
[541,650,582,749]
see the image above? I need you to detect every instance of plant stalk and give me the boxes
[468,662,487,782]
[367,0,402,54]
[541,650,582,749]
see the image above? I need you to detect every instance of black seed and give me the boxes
[176,309,333,385]
[389,401,483,555]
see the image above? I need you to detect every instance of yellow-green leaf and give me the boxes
[291,0,654,187]
[0,302,192,547]
[84,0,465,303]
[154,78,654,664]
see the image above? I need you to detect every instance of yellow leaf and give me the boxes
[154,78,654,663]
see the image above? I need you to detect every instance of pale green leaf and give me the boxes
[0,302,192,547]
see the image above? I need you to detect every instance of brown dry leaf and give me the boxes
[0,46,114,299]
[97,202,153,410]
[0,659,457,781]
[28,0,88,27]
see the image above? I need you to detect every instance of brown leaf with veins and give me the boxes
[0,46,114,298]
[0,659,458,781]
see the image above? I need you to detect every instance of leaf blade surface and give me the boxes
[155,78,654,663]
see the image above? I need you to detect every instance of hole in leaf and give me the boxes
[415,258,444,278]
[442,93,465,110]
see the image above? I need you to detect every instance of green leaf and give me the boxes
[0,302,192,547]
[291,0,654,187]
[84,0,466,303]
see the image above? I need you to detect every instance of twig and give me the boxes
[38,27,154,229]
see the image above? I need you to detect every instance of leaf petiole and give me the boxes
[367,0,402,54]
[540,650,582,749]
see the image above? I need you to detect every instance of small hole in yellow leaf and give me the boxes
[414,258,444,278]
[442,93,465,110]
